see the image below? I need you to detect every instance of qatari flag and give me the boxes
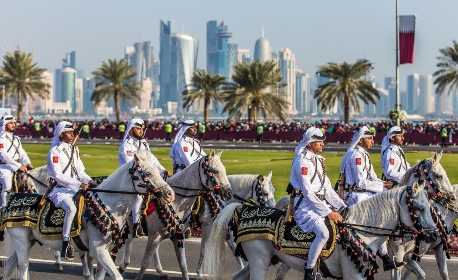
[399,15,416,64]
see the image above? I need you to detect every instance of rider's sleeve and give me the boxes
[74,147,92,184]
[47,149,81,193]
[293,157,331,216]
[383,149,404,183]
[118,141,134,166]
[150,152,166,174]
[324,176,346,209]
[0,137,21,171]
[349,153,384,193]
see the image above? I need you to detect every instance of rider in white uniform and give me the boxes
[118,118,170,237]
[0,115,33,206]
[381,126,410,185]
[169,120,206,174]
[47,121,96,260]
[290,127,346,280]
[340,126,403,271]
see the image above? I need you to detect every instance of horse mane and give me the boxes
[399,159,422,186]
[26,165,50,193]
[346,187,405,227]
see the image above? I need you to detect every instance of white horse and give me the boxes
[390,184,458,280]
[274,152,456,280]
[115,150,232,280]
[193,172,276,279]
[203,183,439,280]
[2,151,174,280]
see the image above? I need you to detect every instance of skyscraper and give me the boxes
[418,75,434,115]
[207,20,237,78]
[253,30,272,62]
[295,69,310,115]
[61,67,76,113]
[75,78,83,113]
[206,21,218,74]
[278,47,297,115]
[407,73,419,114]
[237,49,251,63]
[159,20,199,114]
[126,41,153,82]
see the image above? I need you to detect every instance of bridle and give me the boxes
[232,175,267,206]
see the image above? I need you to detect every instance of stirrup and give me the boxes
[61,240,75,260]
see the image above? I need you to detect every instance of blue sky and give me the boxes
[2,0,457,90]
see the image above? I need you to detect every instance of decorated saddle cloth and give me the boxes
[0,193,85,239]
[231,204,337,260]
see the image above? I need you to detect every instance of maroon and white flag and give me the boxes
[399,15,416,64]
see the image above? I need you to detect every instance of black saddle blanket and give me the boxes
[0,193,84,240]
[232,204,336,260]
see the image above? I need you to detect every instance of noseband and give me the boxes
[128,161,169,197]
[232,175,266,206]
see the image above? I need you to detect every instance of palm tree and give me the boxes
[433,40,458,97]
[91,59,142,121]
[182,69,228,122]
[314,60,380,125]
[223,60,289,123]
[0,51,49,121]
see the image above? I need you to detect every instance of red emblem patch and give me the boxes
[390,158,395,165]
[126,150,132,156]
[302,167,308,175]
[53,156,59,163]
[183,147,188,152]
[0,144,3,148]
[356,158,362,165]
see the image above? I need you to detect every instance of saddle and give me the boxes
[0,193,85,239]
[231,204,337,261]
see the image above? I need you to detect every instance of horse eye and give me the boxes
[437,176,443,180]
[146,172,151,176]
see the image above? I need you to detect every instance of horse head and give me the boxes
[204,150,232,201]
[133,151,174,203]
[20,166,50,194]
[259,171,276,207]
[401,151,455,204]
[400,181,439,244]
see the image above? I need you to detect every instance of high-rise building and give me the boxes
[26,71,53,114]
[160,20,199,114]
[376,88,390,117]
[61,67,76,112]
[206,21,218,74]
[237,49,251,63]
[140,78,153,111]
[418,75,434,115]
[63,51,76,69]
[83,78,95,113]
[55,51,83,103]
[278,47,297,115]
[295,69,310,115]
[207,20,237,78]
[125,41,153,82]
[407,73,419,114]
[253,30,272,62]
[384,76,396,110]
[75,78,83,113]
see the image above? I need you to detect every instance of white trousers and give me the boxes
[58,195,77,241]
[1,168,14,207]
[132,195,143,224]
[306,221,329,269]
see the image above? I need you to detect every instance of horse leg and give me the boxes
[95,262,106,280]
[275,263,292,280]
[152,244,167,277]
[242,240,272,280]
[91,247,122,280]
[434,246,449,280]
[9,234,32,280]
[54,250,63,271]
[4,251,18,280]
[171,235,189,280]
[401,255,425,280]
[226,230,244,270]
[135,234,165,280]
[80,252,94,280]
[232,264,250,280]
[196,222,212,279]
[118,235,133,274]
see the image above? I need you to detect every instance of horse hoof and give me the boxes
[159,274,169,279]
[54,263,63,271]
[118,266,125,274]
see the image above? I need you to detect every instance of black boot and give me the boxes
[61,241,75,260]
[184,228,191,239]
[381,254,405,271]
[132,223,139,238]
[304,268,314,280]
[0,230,4,241]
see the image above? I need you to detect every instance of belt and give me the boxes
[292,188,325,201]
[315,193,325,201]
[344,184,376,194]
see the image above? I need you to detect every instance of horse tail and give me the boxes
[203,202,241,279]
[275,195,290,211]
[2,229,18,278]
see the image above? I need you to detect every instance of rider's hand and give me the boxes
[88,180,97,187]
[26,163,33,170]
[383,181,394,189]
[80,183,89,191]
[18,165,28,173]
[328,211,343,224]
[163,170,172,177]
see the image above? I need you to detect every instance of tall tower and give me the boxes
[296,69,310,115]
[419,75,433,115]
[206,21,218,74]
[253,28,272,62]
[278,47,297,115]
[61,67,76,113]
[159,20,174,111]
[407,73,419,114]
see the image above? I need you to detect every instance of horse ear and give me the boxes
[217,150,224,157]
[412,181,419,194]
[433,150,443,165]
[267,171,272,180]
[134,153,140,163]
[210,150,215,160]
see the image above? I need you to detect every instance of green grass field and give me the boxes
[23,144,458,200]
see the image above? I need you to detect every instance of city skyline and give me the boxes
[2,0,458,93]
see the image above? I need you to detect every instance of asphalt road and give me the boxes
[1,236,458,279]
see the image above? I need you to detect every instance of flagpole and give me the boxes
[395,0,400,126]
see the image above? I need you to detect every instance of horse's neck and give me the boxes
[229,175,255,200]
[440,203,458,230]
[168,162,202,216]
[27,166,50,194]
